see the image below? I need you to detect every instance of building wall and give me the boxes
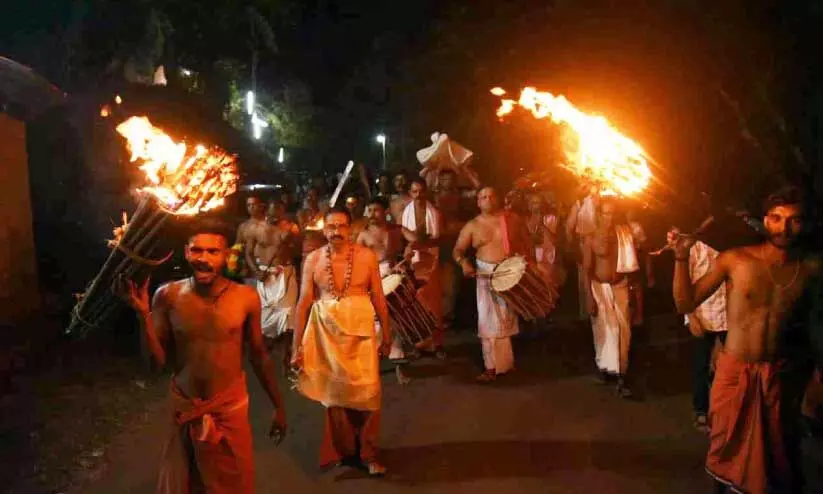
[0,113,41,329]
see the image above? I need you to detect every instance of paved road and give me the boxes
[85,318,712,493]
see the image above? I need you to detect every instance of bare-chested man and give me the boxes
[118,219,286,493]
[671,185,820,493]
[357,198,410,383]
[291,208,392,476]
[244,200,300,360]
[389,172,411,225]
[453,187,533,382]
[583,198,638,398]
[235,195,266,282]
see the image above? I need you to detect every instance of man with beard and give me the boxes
[118,218,287,493]
[453,187,533,382]
[583,198,639,398]
[670,185,821,493]
[291,209,392,476]
[357,198,410,384]
[389,172,412,225]
[245,199,300,359]
[235,195,266,283]
[527,193,564,286]
[401,178,446,357]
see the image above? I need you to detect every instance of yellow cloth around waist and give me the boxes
[298,296,380,411]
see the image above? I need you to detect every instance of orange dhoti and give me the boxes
[296,296,383,466]
[157,374,254,494]
[707,352,791,494]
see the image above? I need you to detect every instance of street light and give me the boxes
[375,134,387,170]
[251,113,268,140]
[277,147,285,164]
[246,91,255,115]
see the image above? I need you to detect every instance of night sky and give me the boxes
[3,0,823,211]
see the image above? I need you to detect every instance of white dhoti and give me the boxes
[257,263,298,339]
[476,260,519,374]
[376,261,405,360]
[590,278,631,375]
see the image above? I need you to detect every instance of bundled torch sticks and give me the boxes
[66,195,173,338]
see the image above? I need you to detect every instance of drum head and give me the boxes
[491,256,527,292]
[381,274,404,295]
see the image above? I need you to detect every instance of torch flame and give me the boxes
[115,116,239,215]
[491,87,652,197]
[304,217,325,231]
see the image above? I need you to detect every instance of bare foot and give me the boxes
[395,366,411,385]
[365,460,387,477]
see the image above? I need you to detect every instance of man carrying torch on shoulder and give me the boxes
[669,185,822,493]
[118,217,287,494]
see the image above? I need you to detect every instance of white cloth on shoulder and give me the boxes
[684,241,727,332]
[614,224,639,274]
[257,263,298,339]
[401,200,441,239]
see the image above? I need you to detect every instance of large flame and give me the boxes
[492,87,652,197]
[116,116,238,215]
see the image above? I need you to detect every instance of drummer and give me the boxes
[357,198,410,384]
[453,186,534,382]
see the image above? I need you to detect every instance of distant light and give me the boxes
[246,91,255,115]
[275,184,283,189]
[375,134,386,144]
[100,105,111,117]
[251,113,268,140]
[277,147,284,163]
[490,87,506,96]
[180,68,192,77]
[114,95,122,105]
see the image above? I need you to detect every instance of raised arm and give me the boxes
[291,252,318,361]
[673,244,730,314]
[120,279,172,369]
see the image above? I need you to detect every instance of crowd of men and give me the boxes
[118,168,822,493]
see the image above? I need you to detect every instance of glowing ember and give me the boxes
[491,87,652,197]
[115,116,239,215]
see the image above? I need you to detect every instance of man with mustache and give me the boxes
[291,208,392,476]
[357,198,410,384]
[670,185,821,493]
[118,218,287,493]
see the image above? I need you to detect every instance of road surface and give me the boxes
[84,317,711,493]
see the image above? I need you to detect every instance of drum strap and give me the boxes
[501,213,512,257]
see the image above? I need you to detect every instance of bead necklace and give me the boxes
[325,244,354,301]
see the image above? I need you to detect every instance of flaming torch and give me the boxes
[491,87,652,197]
[67,116,239,337]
